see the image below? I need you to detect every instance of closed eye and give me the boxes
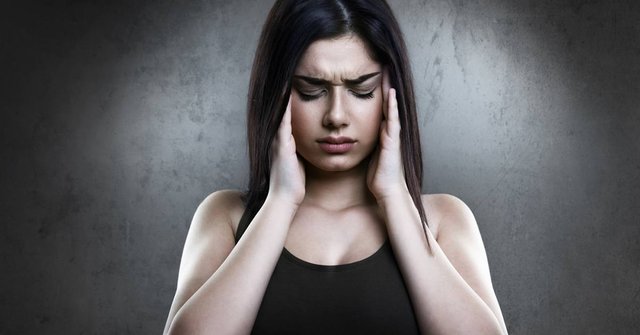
[296,88,376,101]
[297,90,326,101]
[351,90,375,99]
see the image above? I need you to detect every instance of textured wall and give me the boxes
[2,0,638,334]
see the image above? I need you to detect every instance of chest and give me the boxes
[284,205,388,266]
[251,242,421,334]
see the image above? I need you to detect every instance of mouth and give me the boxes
[317,136,357,144]
[317,136,357,154]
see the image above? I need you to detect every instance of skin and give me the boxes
[164,34,508,335]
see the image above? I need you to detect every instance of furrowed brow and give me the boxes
[344,72,381,85]
[293,72,381,86]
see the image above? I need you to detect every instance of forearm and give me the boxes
[168,195,297,335]
[379,191,505,335]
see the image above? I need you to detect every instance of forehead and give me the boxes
[295,34,380,80]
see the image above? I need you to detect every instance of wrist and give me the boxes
[373,183,411,207]
[265,191,304,211]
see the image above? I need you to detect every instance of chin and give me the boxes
[306,155,366,173]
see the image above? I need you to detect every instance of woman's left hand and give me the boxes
[367,68,408,202]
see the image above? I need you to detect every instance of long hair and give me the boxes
[237,0,430,244]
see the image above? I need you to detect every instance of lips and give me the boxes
[317,136,356,154]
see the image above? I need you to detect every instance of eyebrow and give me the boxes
[292,72,381,86]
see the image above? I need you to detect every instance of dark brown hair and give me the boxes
[237,0,429,244]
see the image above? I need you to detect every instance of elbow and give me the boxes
[426,314,507,335]
[166,310,243,335]
[165,310,195,335]
[476,300,508,335]
[478,316,508,335]
[460,309,507,335]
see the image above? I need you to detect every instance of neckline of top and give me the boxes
[282,239,390,272]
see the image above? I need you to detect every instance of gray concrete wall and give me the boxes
[2,0,638,334]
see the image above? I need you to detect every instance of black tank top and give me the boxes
[236,214,421,334]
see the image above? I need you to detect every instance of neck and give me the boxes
[302,160,375,211]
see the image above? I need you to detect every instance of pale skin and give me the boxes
[164,35,508,335]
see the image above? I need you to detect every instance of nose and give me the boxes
[322,89,349,128]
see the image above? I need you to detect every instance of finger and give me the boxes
[381,66,390,120]
[283,93,292,129]
[382,66,390,104]
[387,88,400,136]
[278,94,293,141]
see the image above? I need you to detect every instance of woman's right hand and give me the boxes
[268,94,306,206]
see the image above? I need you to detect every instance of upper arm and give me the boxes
[426,194,507,331]
[163,190,244,334]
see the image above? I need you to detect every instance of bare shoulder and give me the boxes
[420,193,479,241]
[196,189,246,235]
[180,189,245,274]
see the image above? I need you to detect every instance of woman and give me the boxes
[165,0,508,334]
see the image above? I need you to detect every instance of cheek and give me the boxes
[356,101,383,131]
[290,104,310,140]
[365,105,384,145]
[367,116,383,140]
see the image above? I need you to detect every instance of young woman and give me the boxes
[164,1,508,334]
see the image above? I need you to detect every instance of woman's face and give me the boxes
[291,34,384,173]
